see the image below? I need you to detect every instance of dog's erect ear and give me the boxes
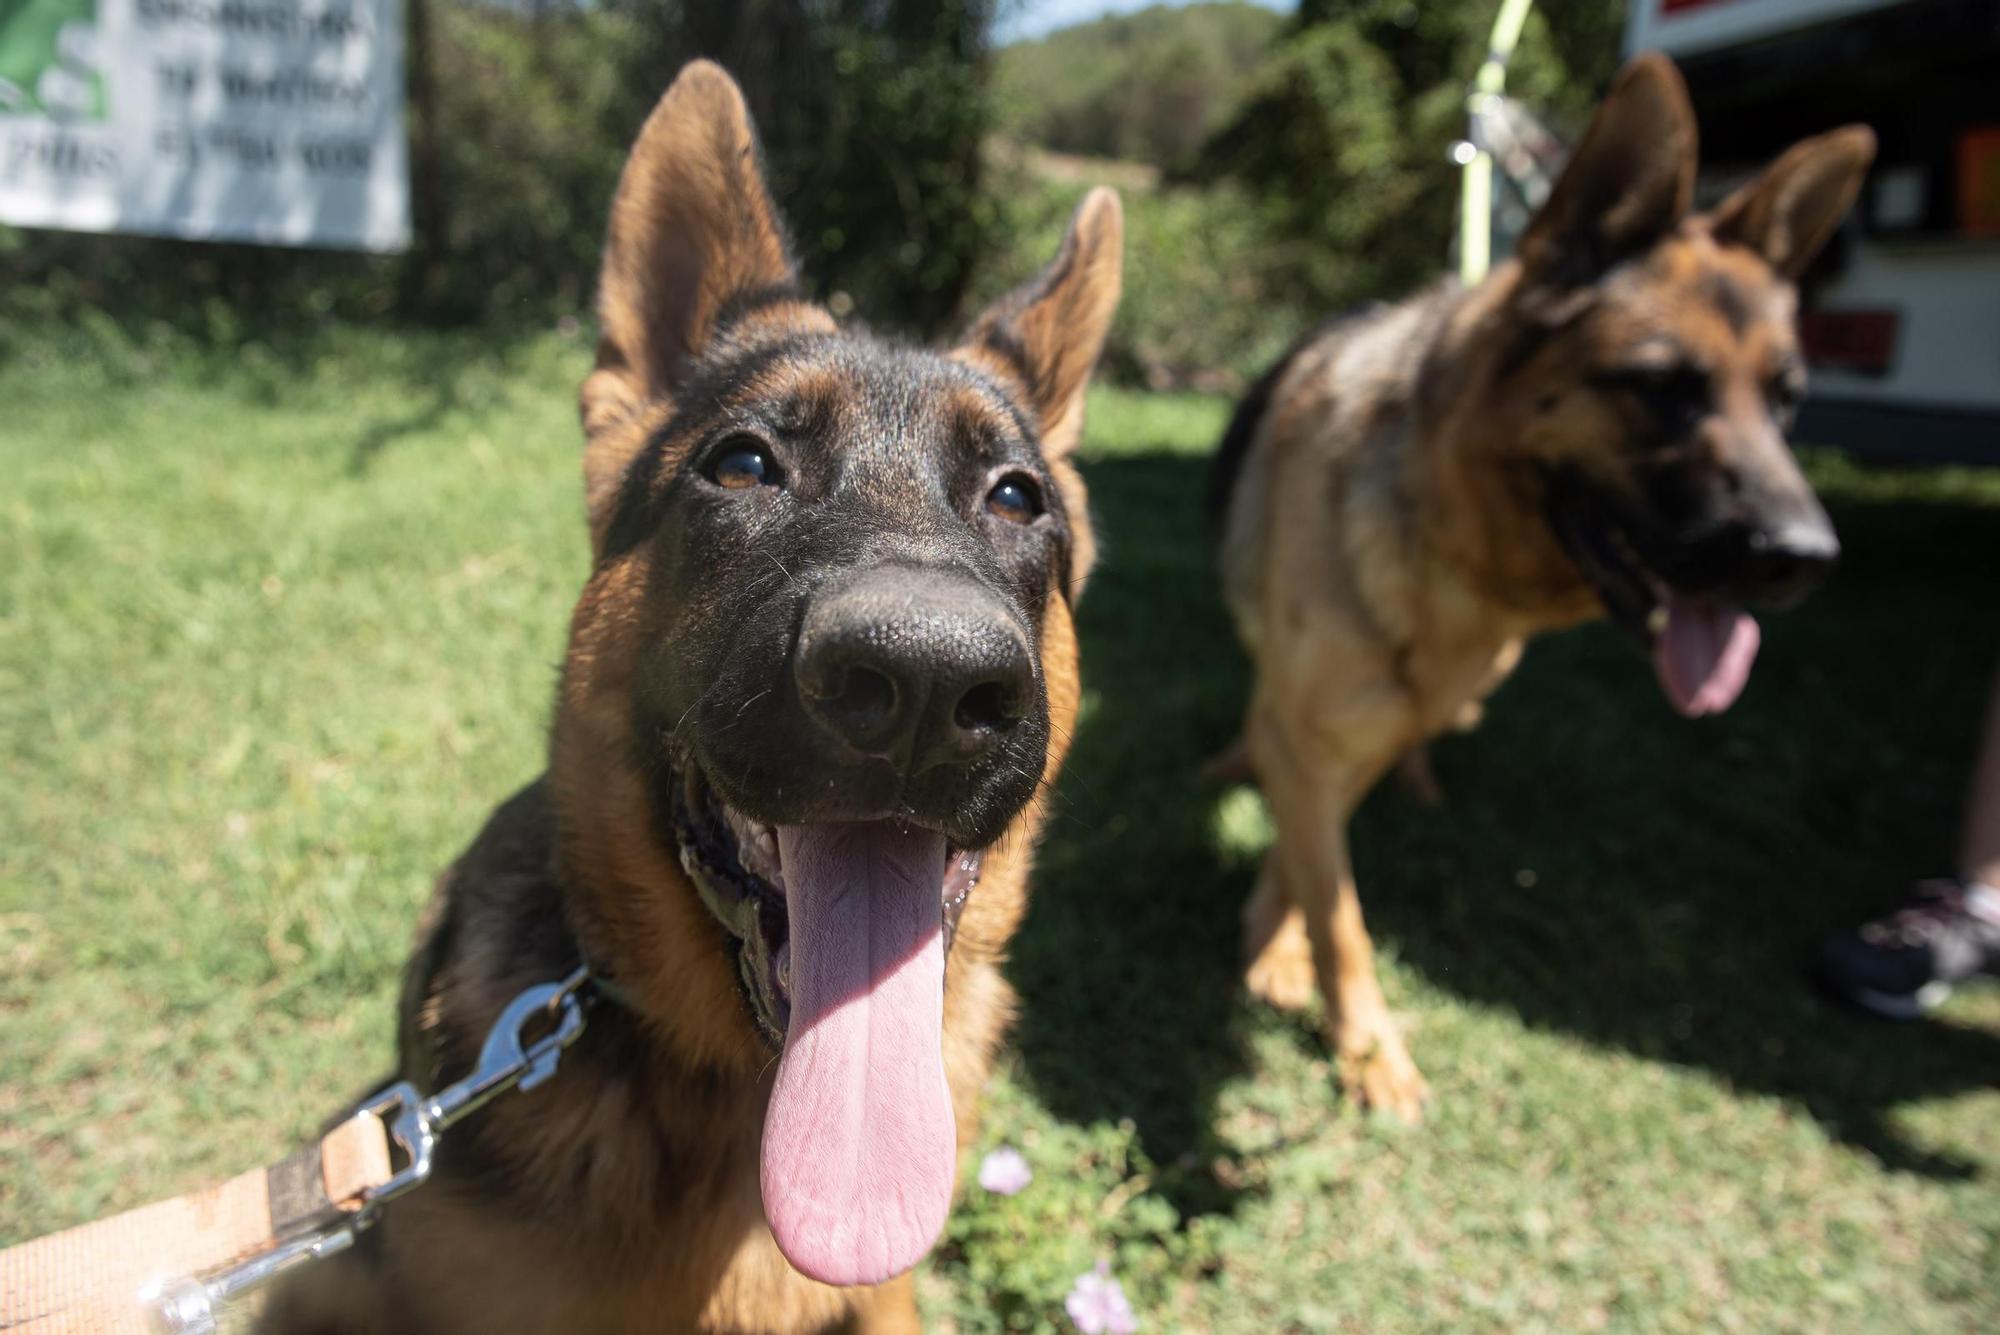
[1517,53,1696,289]
[958,188,1124,459]
[580,61,801,505]
[1705,126,1875,280]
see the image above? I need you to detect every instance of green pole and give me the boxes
[1459,0,1537,287]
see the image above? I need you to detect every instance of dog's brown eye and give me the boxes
[710,440,776,490]
[1597,361,1711,434]
[1770,365,1808,410]
[986,474,1043,525]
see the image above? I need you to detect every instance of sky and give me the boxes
[997,0,1292,45]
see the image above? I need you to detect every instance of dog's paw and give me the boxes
[1243,922,1316,1012]
[1337,1032,1430,1124]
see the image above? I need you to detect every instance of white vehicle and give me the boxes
[1628,0,2000,462]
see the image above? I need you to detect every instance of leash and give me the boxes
[1455,0,1538,286]
[1,967,596,1335]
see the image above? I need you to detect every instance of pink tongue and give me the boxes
[1653,595,1761,717]
[762,823,954,1287]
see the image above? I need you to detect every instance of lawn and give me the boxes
[4,324,1998,1333]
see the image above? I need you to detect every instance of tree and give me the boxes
[1196,0,1627,311]
[609,0,998,335]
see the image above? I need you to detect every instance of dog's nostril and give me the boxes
[830,665,898,725]
[1736,518,1839,609]
[953,680,1018,736]
[796,574,1039,772]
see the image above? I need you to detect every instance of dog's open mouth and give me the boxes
[669,767,984,1288]
[1544,469,1760,718]
[670,769,983,1048]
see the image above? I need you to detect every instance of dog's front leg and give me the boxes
[1295,818,1429,1122]
[1249,708,1430,1122]
[1243,858,1317,1012]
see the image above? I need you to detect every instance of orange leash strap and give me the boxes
[0,1111,393,1334]
[1,968,595,1334]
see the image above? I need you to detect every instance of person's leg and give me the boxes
[1817,662,2000,1018]
[1957,666,2000,890]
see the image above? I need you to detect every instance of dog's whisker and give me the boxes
[718,689,774,732]
[669,674,730,740]
[759,548,801,590]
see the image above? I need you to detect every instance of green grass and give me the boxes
[5,326,1999,1333]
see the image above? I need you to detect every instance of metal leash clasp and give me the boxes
[362,964,592,1208]
[144,967,592,1334]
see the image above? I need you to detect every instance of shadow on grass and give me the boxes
[0,311,569,477]
[350,369,468,474]
[346,333,556,474]
[1016,447,2000,1186]
[1007,451,1254,1215]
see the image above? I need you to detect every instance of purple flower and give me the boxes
[977,1146,1033,1195]
[1065,1260,1137,1335]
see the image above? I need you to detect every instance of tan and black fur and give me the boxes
[1212,55,1873,1120]
[262,61,1121,1333]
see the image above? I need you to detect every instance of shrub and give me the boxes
[975,149,1313,393]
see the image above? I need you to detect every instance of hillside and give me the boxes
[994,2,1284,170]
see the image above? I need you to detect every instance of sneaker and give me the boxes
[1816,880,2000,1019]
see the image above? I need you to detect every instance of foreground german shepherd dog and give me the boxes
[1211,55,1871,1121]
[263,62,1120,1333]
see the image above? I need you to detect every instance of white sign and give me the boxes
[0,0,408,252]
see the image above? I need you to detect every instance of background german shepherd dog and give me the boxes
[262,62,1121,1333]
[1210,54,1872,1122]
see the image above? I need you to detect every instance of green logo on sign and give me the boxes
[0,0,106,122]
